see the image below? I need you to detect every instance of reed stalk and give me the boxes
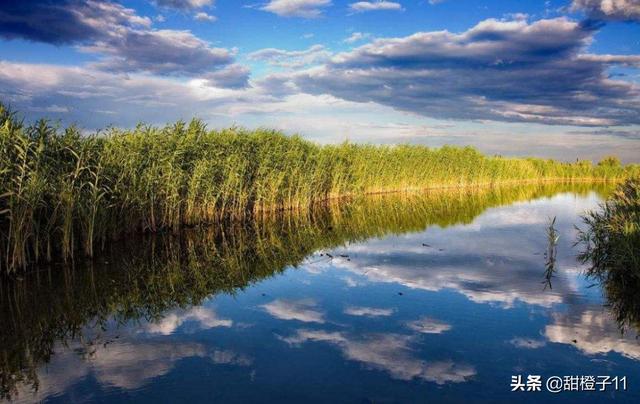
[1,103,638,273]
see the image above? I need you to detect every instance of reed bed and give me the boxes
[578,177,640,332]
[578,177,640,276]
[1,103,637,272]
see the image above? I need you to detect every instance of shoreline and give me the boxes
[1,179,616,277]
[253,177,620,213]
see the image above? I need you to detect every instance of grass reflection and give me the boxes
[0,182,613,399]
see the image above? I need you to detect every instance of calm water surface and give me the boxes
[2,184,638,403]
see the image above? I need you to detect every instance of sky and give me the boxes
[1,0,640,162]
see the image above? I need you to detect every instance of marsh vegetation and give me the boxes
[543,216,559,290]
[578,177,640,332]
[1,105,637,273]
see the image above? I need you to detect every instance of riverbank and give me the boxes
[1,104,638,272]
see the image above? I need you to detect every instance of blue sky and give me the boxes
[1,0,640,162]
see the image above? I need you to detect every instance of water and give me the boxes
[2,184,638,403]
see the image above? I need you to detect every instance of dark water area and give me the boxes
[2,183,639,403]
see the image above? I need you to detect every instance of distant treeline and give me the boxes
[1,103,637,272]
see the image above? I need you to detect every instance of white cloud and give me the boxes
[248,44,331,68]
[15,340,250,400]
[261,0,332,18]
[343,32,371,43]
[349,1,403,12]
[201,63,251,88]
[82,29,232,76]
[281,329,475,383]
[0,60,259,128]
[1,57,638,162]
[0,1,234,77]
[545,309,640,359]
[0,0,151,44]
[145,306,233,335]
[194,12,217,22]
[261,298,326,323]
[155,0,214,10]
[571,0,640,21]
[295,17,640,126]
[316,193,601,309]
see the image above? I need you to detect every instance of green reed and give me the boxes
[543,216,559,290]
[578,177,640,276]
[577,177,640,331]
[1,103,637,272]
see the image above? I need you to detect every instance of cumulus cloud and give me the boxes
[0,0,151,44]
[571,0,640,22]
[83,29,232,75]
[0,0,235,77]
[261,0,332,18]
[281,330,475,383]
[0,61,263,129]
[349,1,403,12]
[201,64,251,88]
[261,299,326,323]
[3,7,640,150]
[293,17,640,126]
[155,0,214,10]
[248,44,331,68]
[343,32,371,43]
[194,11,217,22]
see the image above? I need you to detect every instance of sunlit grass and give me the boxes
[1,103,637,272]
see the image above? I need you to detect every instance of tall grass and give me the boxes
[578,177,640,275]
[577,177,640,331]
[1,103,637,272]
